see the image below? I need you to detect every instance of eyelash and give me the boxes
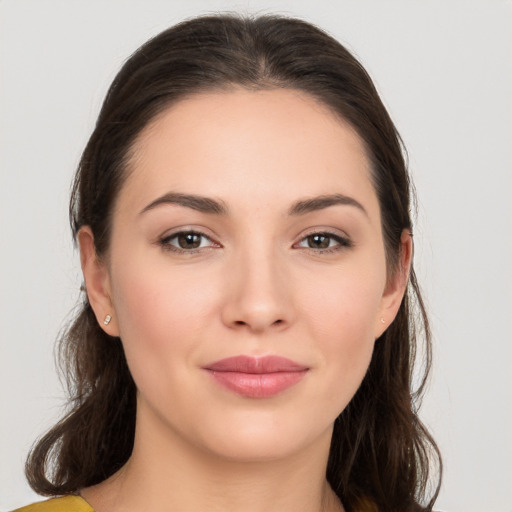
[158,230,352,255]
[159,230,219,254]
[296,231,353,253]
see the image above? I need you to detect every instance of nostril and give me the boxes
[232,319,283,328]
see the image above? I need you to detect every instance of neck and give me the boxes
[82,405,343,512]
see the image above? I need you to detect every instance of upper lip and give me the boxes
[203,355,308,374]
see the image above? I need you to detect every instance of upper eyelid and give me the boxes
[296,227,351,243]
[162,230,212,240]
[160,227,218,242]
[159,227,349,239]
[299,227,349,237]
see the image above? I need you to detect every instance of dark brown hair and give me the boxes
[26,13,441,512]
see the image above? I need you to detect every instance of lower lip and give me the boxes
[206,370,308,398]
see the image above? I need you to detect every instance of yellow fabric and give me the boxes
[13,493,378,512]
[12,496,94,512]
[356,496,380,512]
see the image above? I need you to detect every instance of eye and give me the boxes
[296,231,352,253]
[159,230,218,253]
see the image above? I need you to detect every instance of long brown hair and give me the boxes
[26,14,441,511]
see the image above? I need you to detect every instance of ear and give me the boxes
[78,226,119,337]
[375,230,413,338]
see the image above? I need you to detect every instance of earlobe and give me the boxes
[78,227,119,337]
[375,230,413,338]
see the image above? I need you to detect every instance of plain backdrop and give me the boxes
[1,1,511,511]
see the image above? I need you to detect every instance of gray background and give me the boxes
[1,1,511,510]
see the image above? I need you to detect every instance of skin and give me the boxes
[79,89,411,512]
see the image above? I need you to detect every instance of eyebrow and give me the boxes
[140,192,367,217]
[140,192,229,215]
[288,193,368,217]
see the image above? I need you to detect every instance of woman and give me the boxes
[15,13,441,512]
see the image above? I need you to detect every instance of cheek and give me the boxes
[300,262,384,339]
[110,254,223,366]
[297,262,384,396]
[108,255,228,426]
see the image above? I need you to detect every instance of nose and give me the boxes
[220,246,294,334]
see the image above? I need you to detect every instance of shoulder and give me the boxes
[11,496,94,512]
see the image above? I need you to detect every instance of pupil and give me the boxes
[309,234,329,249]
[178,233,201,249]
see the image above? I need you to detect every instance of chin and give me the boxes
[204,433,312,463]
[191,410,334,463]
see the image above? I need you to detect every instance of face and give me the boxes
[81,89,408,463]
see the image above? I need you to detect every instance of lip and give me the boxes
[203,355,309,398]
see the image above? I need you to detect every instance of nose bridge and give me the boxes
[222,236,292,332]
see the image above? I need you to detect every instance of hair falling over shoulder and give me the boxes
[26,14,441,512]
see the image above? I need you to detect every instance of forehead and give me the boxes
[120,88,379,220]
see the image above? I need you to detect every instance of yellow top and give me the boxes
[12,496,94,512]
[13,494,379,512]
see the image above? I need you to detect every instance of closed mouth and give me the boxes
[203,355,309,398]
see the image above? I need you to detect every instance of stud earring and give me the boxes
[103,314,112,325]
[380,318,385,324]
